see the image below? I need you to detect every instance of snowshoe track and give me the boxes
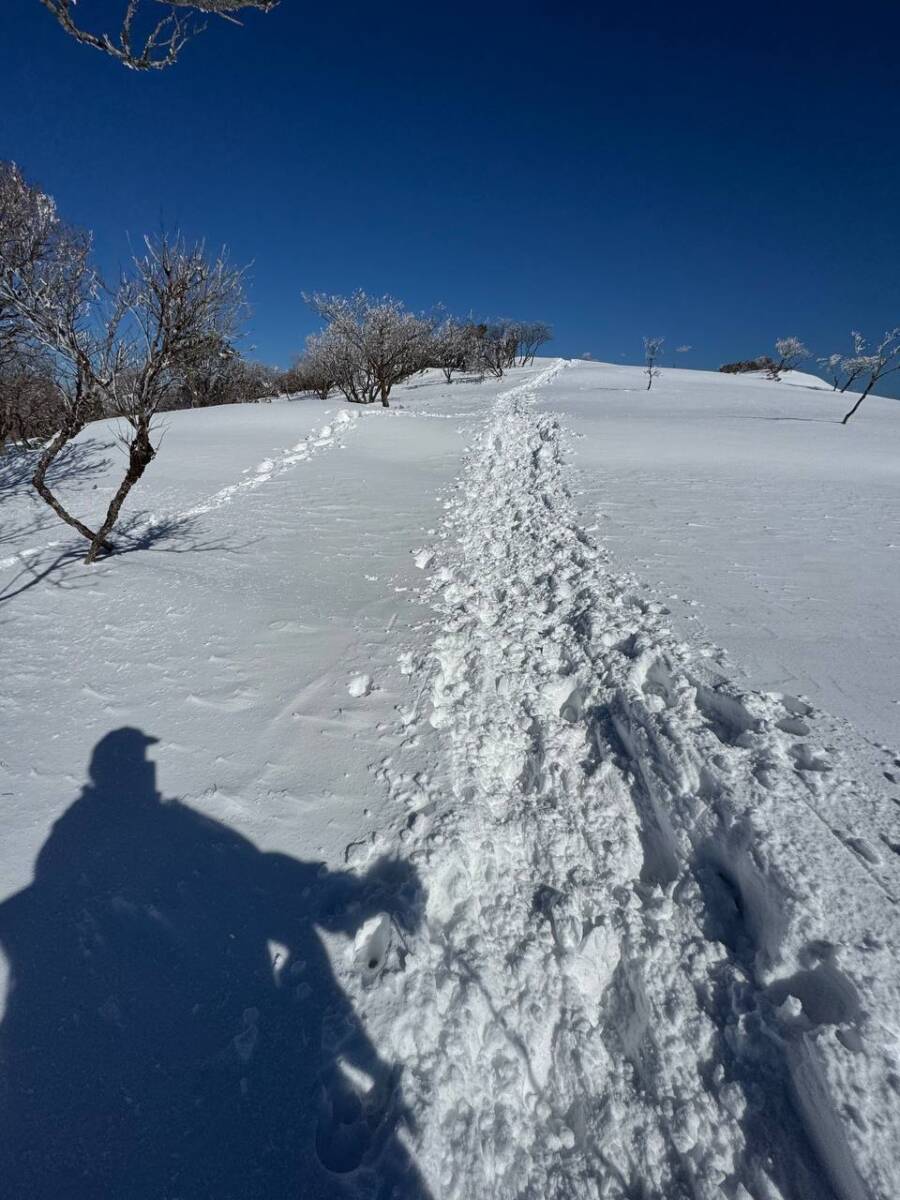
[358,362,900,1200]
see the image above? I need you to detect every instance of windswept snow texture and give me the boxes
[1,362,899,1199]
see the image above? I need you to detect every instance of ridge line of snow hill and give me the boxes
[356,359,900,1199]
[0,410,359,570]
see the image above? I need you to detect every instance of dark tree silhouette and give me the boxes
[0,728,430,1200]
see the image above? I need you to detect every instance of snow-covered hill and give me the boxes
[0,361,898,1199]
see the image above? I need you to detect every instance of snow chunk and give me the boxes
[347,673,373,698]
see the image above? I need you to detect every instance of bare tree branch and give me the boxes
[38,0,278,70]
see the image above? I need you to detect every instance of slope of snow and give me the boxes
[356,362,900,1200]
[0,362,898,1199]
[542,361,900,747]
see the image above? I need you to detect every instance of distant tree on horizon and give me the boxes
[643,336,664,390]
[766,337,808,380]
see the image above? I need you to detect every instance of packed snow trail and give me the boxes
[0,409,358,571]
[350,362,900,1200]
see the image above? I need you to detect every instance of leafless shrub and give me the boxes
[515,321,553,365]
[719,357,777,374]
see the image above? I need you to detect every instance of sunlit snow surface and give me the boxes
[0,362,898,1199]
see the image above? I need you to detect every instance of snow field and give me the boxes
[541,360,900,748]
[348,363,900,1199]
[0,407,358,571]
[1,362,899,1199]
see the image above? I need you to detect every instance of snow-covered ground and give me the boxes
[0,361,898,1199]
[542,362,900,748]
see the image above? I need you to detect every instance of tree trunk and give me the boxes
[31,420,111,550]
[841,386,872,425]
[85,420,156,563]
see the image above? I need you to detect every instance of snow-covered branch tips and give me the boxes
[37,0,278,70]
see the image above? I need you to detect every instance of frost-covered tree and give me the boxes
[471,321,523,379]
[766,337,808,380]
[817,352,844,391]
[304,292,435,407]
[304,327,379,405]
[0,163,59,381]
[168,335,273,409]
[1,165,246,561]
[430,318,474,384]
[278,338,336,400]
[838,331,871,394]
[840,328,900,425]
[0,348,65,449]
[643,336,664,390]
[83,235,246,560]
[38,0,278,70]
[515,321,553,366]
[0,163,108,538]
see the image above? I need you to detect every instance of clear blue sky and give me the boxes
[2,1,899,378]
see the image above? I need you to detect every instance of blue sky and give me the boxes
[2,1,899,378]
